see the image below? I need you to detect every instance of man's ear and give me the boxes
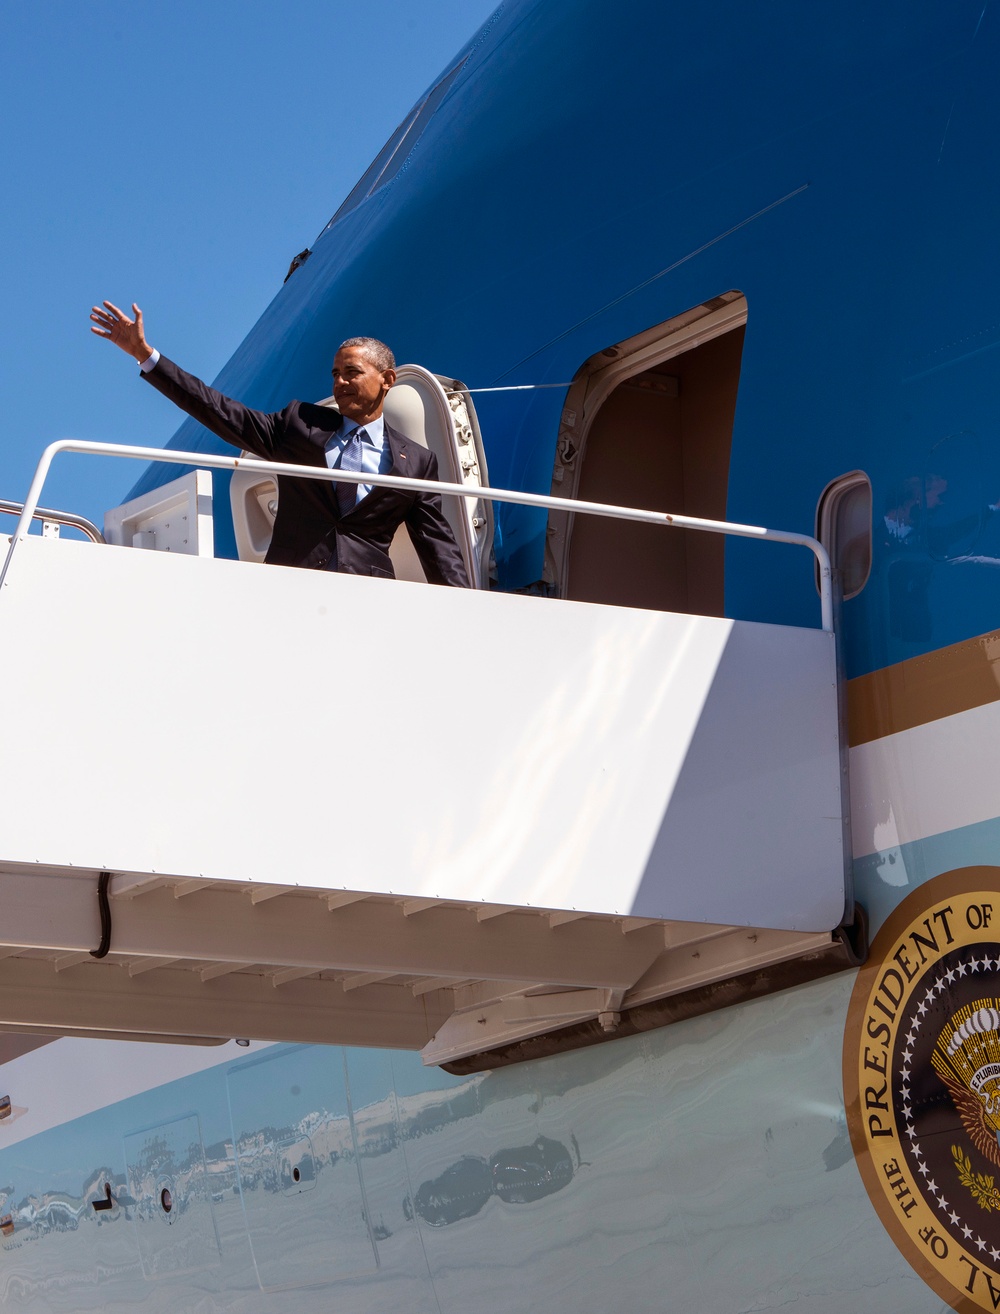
[382,368,397,391]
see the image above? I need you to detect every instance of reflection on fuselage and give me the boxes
[0,1052,581,1295]
[411,1135,576,1227]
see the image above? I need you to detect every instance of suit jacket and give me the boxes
[142,355,470,586]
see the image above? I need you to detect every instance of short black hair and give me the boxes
[338,337,396,372]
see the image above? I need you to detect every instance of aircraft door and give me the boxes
[227,1044,378,1291]
[382,366,492,587]
[123,1113,222,1280]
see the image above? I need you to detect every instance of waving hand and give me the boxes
[90,301,154,364]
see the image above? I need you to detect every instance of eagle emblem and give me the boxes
[934,1002,1000,1169]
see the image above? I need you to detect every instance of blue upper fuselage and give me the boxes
[127,0,1000,680]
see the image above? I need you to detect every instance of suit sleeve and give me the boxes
[405,450,473,588]
[141,355,285,459]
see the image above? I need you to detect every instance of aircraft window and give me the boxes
[816,470,872,600]
[546,294,747,615]
[322,59,468,230]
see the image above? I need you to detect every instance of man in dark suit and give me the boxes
[90,300,470,586]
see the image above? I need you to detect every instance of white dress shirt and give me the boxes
[324,415,392,504]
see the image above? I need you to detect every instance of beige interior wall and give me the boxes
[567,383,686,610]
[565,326,744,614]
[677,327,745,614]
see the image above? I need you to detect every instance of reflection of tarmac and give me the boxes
[412,1136,575,1227]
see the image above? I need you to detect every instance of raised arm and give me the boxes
[89,300,282,458]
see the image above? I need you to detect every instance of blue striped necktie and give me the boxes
[336,428,366,516]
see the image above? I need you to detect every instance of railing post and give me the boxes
[0,440,66,593]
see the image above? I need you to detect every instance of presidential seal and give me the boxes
[845,868,1000,1313]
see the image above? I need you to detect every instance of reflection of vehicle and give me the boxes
[414,1157,492,1227]
[3,1,1000,1311]
[15,1197,87,1236]
[490,1137,573,1205]
[414,1138,576,1224]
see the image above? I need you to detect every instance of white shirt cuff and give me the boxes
[139,349,160,374]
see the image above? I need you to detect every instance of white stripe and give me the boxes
[850,699,1000,859]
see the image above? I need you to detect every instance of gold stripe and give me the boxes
[848,628,1000,746]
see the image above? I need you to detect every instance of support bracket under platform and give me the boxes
[0,866,866,1067]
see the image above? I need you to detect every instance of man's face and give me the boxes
[331,347,395,423]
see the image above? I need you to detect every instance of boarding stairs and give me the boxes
[0,411,859,1070]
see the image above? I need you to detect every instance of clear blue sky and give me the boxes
[0,0,499,531]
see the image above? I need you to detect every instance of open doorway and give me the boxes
[545,293,746,615]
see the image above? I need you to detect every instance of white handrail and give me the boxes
[0,439,835,631]
[0,498,105,543]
